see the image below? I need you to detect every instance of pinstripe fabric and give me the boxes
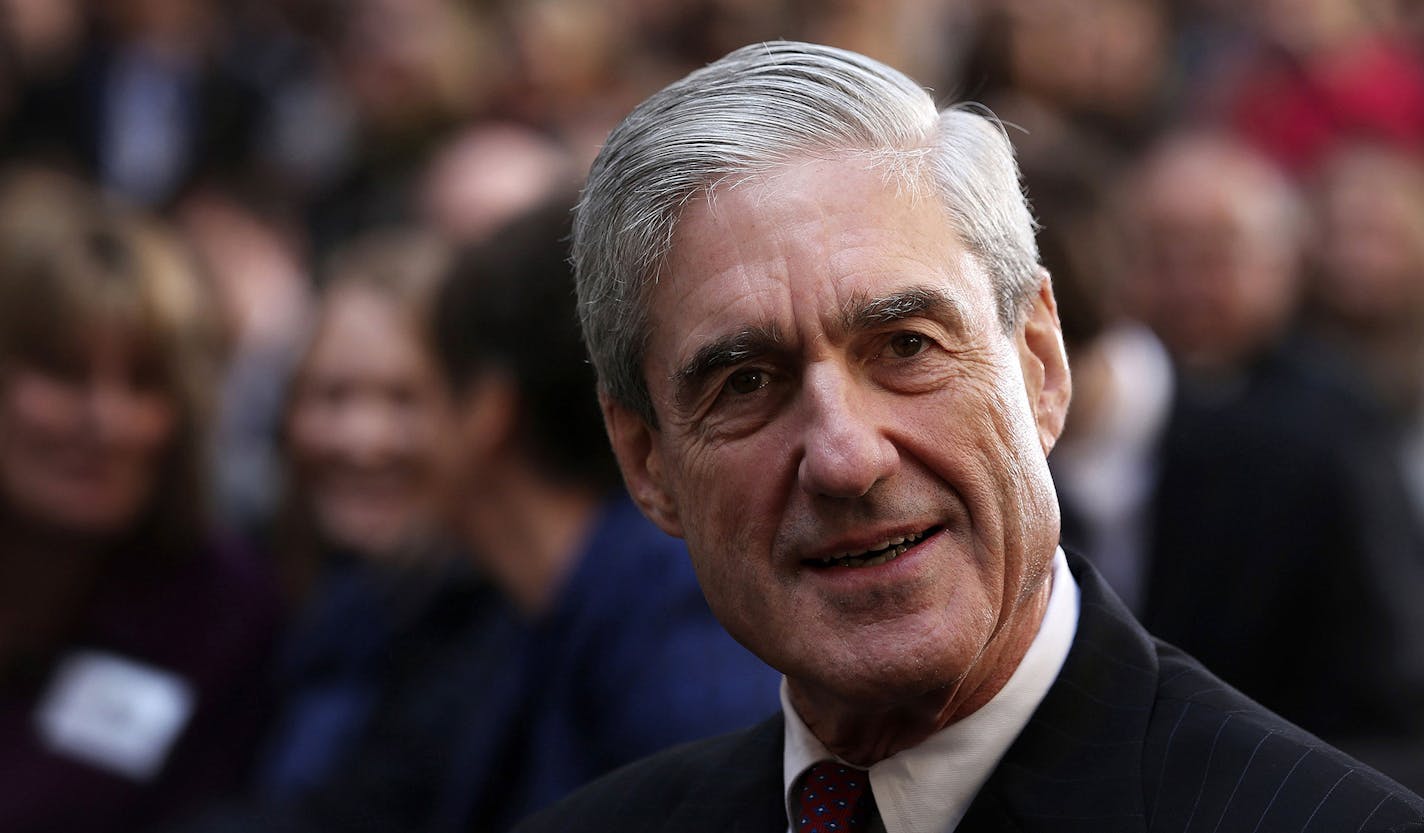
[513,712,787,833]
[512,553,1424,833]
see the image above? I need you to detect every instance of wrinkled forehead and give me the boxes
[671,155,978,270]
[645,156,994,360]
[644,147,941,269]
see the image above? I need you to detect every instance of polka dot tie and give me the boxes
[792,760,877,833]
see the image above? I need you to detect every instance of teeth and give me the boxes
[816,529,928,567]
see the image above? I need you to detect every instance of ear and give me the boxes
[600,393,684,537]
[1017,268,1073,455]
[457,371,520,465]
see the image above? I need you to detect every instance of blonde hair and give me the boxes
[0,167,219,557]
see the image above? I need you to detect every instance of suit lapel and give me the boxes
[669,557,1160,833]
[657,714,787,833]
[956,784,1028,832]
[729,715,788,833]
[962,553,1156,833]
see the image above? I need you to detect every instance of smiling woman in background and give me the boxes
[282,231,458,578]
[247,228,473,803]
[0,168,280,833]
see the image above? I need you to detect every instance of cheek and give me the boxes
[129,399,178,457]
[670,436,789,601]
[683,526,784,664]
[913,359,1055,554]
[979,382,1060,583]
[404,400,454,460]
[6,377,83,438]
[675,428,792,543]
[0,382,82,496]
[0,401,45,494]
[980,368,1056,504]
[289,402,362,470]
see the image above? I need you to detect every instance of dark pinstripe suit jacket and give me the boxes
[512,553,1424,833]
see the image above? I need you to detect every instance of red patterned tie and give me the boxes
[792,760,877,832]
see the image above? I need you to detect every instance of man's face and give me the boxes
[605,157,1070,710]
[1127,147,1299,371]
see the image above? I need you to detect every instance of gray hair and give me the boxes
[573,40,1039,423]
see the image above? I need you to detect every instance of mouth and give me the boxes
[804,526,940,569]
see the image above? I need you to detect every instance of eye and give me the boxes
[887,332,927,358]
[724,367,769,395]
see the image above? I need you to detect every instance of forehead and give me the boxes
[5,304,163,370]
[305,287,430,371]
[644,157,992,366]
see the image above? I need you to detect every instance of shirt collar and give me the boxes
[781,547,1080,833]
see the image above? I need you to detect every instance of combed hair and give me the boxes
[573,40,1040,424]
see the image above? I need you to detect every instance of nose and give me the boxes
[332,400,405,466]
[796,362,897,499]
[85,379,160,443]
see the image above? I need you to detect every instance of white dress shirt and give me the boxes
[782,547,1081,833]
[1050,323,1172,613]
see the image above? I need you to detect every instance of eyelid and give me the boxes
[865,324,939,358]
[724,366,770,394]
[672,327,784,410]
[889,331,927,355]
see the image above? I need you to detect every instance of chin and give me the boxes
[321,507,407,551]
[28,487,146,537]
[792,635,978,714]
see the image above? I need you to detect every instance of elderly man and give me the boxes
[516,42,1424,833]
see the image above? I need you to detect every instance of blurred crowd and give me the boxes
[2,0,1424,831]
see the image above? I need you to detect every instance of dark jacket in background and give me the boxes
[0,538,279,833]
[1058,336,1424,791]
[169,493,781,833]
[1144,339,1424,789]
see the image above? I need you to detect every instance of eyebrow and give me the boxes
[670,323,785,408]
[666,286,967,409]
[839,285,969,335]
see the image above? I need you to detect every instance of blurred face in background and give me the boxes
[337,0,493,130]
[1126,136,1302,372]
[1247,0,1374,55]
[0,326,177,537]
[1314,144,1424,327]
[287,284,456,558]
[419,123,573,244]
[1001,0,1166,118]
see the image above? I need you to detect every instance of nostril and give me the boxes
[797,431,895,499]
[796,367,897,498]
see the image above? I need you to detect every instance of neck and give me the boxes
[788,568,1054,766]
[0,515,110,676]
[461,461,604,617]
[1329,316,1424,419]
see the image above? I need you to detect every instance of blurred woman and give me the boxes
[249,228,468,801]
[284,232,457,574]
[0,168,279,833]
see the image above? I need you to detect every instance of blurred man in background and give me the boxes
[426,198,781,830]
[1097,131,1424,786]
[1310,141,1424,520]
[164,199,780,833]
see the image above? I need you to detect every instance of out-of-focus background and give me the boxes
[3,1,1424,831]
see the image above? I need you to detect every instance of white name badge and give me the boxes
[34,650,196,781]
